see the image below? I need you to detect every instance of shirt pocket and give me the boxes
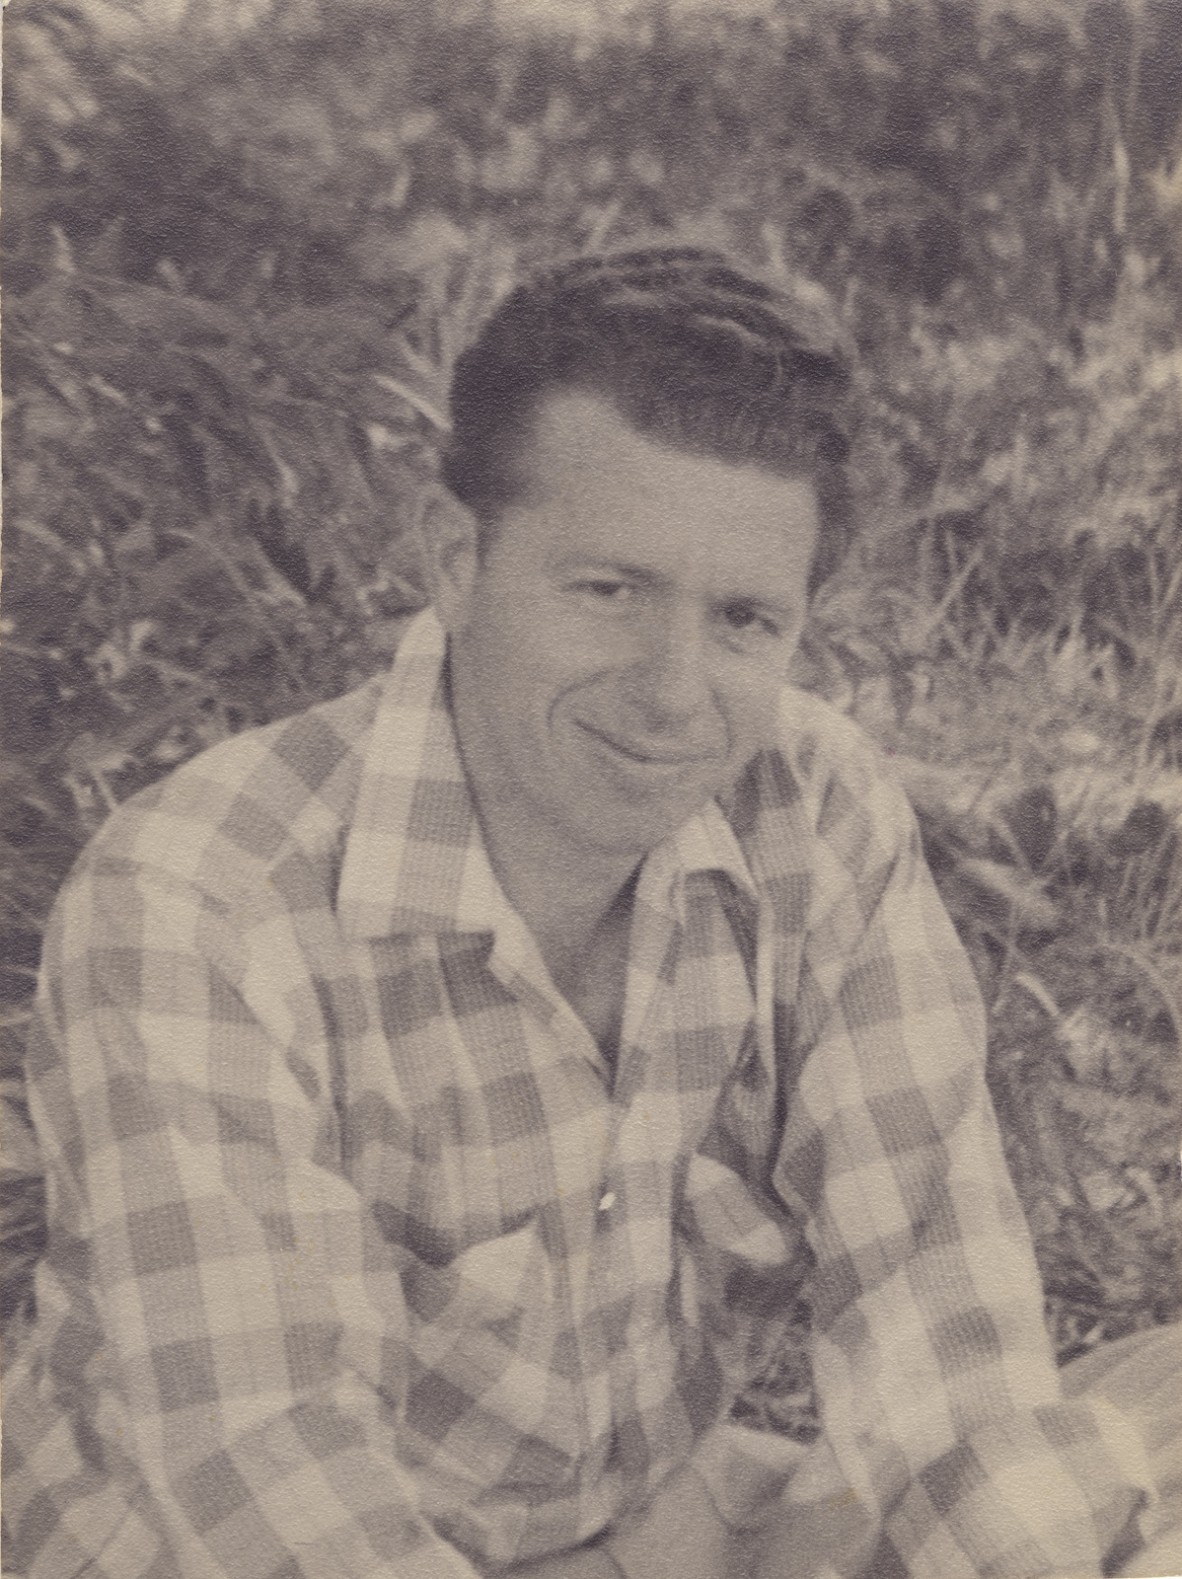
[402,1216,584,1484]
[676,1152,809,1376]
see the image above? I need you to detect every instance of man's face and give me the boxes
[437,391,819,865]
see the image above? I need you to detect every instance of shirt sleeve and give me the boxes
[5,843,480,1579]
[764,739,1152,1578]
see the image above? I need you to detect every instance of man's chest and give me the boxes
[298,897,810,1504]
[546,902,634,1071]
[323,889,768,1251]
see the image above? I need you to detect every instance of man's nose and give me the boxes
[626,612,712,727]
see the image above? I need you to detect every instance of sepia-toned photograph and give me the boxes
[2,1,1180,1574]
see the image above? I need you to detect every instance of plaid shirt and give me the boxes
[3,609,1147,1579]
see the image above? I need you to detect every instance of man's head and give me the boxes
[440,245,856,597]
[430,247,857,871]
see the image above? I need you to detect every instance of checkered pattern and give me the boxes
[3,610,1147,1578]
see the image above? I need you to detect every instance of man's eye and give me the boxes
[575,580,633,603]
[721,604,782,642]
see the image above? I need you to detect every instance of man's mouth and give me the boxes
[577,722,710,769]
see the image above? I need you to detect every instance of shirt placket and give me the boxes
[483,863,688,1467]
[577,869,688,1469]
[480,911,617,1450]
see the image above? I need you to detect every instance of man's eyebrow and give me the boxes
[552,557,664,584]
[720,593,801,619]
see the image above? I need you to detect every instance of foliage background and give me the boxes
[3,0,1181,1439]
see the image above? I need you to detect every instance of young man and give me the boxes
[1,249,1163,1578]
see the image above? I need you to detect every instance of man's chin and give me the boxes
[569,782,721,859]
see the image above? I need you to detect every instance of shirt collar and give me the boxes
[336,607,757,941]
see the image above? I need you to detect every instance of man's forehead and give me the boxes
[522,389,658,473]
[490,389,818,600]
[519,387,807,502]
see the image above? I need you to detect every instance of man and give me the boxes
[0,247,1164,1578]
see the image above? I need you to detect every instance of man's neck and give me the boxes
[471,785,640,963]
[463,781,643,1060]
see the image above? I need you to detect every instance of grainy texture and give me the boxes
[2,0,1180,1433]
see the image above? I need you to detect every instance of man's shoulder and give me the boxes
[723,686,914,900]
[73,675,386,903]
[770,684,904,821]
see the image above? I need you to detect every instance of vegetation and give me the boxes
[3,0,1180,1437]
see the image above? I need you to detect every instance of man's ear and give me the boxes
[421,487,480,633]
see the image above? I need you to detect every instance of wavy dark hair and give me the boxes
[441,245,858,594]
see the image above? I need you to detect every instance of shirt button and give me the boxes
[598,1190,616,1213]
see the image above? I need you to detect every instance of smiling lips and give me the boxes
[577,721,713,770]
